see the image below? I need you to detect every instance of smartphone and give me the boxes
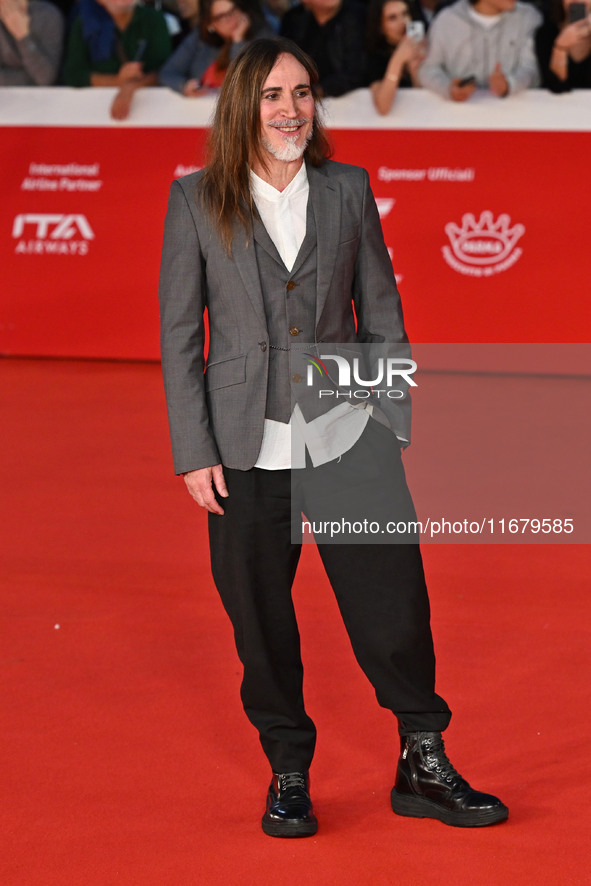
[568,2,587,21]
[406,21,425,41]
[458,75,476,87]
[134,39,148,62]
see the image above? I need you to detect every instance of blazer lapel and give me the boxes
[251,189,315,274]
[307,163,341,326]
[232,164,341,330]
[231,217,268,329]
[252,214,285,268]
[290,197,316,275]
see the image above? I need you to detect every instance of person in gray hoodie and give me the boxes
[418,0,542,100]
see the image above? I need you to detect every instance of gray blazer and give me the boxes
[159,159,411,474]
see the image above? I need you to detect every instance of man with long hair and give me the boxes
[159,37,508,837]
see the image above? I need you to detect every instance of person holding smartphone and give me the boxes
[535,0,591,91]
[364,0,426,114]
[418,0,542,101]
[63,0,171,119]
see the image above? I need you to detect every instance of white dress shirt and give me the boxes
[250,164,370,470]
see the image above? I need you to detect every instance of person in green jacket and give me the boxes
[64,0,171,119]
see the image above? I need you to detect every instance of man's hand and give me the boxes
[182,78,206,96]
[449,78,476,102]
[392,34,421,67]
[489,63,509,97]
[406,39,427,84]
[117,61,143,85]
[0,0,30,40]
[557,19,589,48]
[183,464,228,515]
[229,10,250,42]
[110,83,136,120]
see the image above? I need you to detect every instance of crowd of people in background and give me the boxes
[1,0,591,118]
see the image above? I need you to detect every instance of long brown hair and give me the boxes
[200,37,333,253]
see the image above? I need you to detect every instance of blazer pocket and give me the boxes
[338,224,360,245]
[204,354,246,392]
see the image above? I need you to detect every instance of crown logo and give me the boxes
[444,211,525,268]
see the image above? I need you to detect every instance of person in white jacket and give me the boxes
[418,0,541,100]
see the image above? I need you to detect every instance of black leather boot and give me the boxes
[391,732,509,827]
[262,771,318,837]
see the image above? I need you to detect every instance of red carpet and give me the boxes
[1,358,589,885]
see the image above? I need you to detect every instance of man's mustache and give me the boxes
[266,119,310,127]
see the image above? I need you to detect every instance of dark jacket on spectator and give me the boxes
[0,0,64,84]
[280,0,367,96]
[64,4,171,87]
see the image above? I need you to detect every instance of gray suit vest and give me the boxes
[253,200,318,423]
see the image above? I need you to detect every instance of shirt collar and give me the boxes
[250,161,309,204]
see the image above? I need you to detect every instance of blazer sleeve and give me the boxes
[352,168,412,444]
[159,179,221,474]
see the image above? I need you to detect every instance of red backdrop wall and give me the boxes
[2,100,590,360]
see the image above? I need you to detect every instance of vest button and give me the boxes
[259,342,267,352]
[289,327,300,336]
[286,280,296,291]
[292,374,302,383]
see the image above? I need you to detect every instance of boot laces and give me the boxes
[421,734,461,784]
[277,772,307,793]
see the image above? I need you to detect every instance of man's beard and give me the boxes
[262,121,313,163]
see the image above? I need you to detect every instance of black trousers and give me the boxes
[208,419,451,773]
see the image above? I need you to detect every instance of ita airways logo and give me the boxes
[442,211,525,277]
[12,213,95,255]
